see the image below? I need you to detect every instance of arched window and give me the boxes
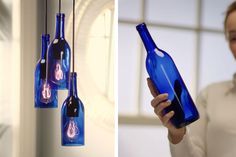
[66,0,114,130]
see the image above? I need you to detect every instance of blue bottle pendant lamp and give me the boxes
[34,0,58,108]
[61,0,85,146]
[61,72,85,146]
[47,0,71,90]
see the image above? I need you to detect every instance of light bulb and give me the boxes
[66,119,79,140]
[34,34,58,108]
[61,72,84,146]
[54,62,64,81]
[51,59,67,85]
[40,80,52,104]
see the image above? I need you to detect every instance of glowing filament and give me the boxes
[67,120,79,139]
[54,63,63,81]
[41,82,51,100]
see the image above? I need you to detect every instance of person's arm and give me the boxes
[170,88,208,157]
[147,78,208,157]
[147,78,186,143]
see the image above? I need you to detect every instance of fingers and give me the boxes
[151,93,168,108]
[153,100,171,116]
[162,111,174,127]
[147,78,159,97]
[151,97,174,128]
[147,78,174,129]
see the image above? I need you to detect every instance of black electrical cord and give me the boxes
[59,0,61,13]
[45,0,47,34]
[72,0,75,72]
[45,0,49,80]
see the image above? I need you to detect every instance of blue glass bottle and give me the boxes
[136,23,199,128]
[48,13,70,89]
[61,72,84,146]
[34,34,58,108]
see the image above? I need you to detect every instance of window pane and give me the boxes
[87,9,113,95]
[118,0,142,21]
[201,0,235,30]
[118,23,140,115]
[140,27,197,115]
[146,0,197,27]
[199,32,236,91]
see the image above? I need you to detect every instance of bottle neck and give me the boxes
[55,13,65,39]
[68,72,78,97]
[136,23,158,53]
[41,34,50,59]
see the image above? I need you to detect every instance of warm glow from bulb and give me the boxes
[67,120,79,139]
[54,63,63,81]
[41,82,51,99]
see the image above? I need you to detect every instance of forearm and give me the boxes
[169,127,206,157]
[168,127,186,144]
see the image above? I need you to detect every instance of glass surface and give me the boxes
[146,0,197,27]
[61,72,84,146]
[140,26,196,116]
[48,13,70,90]
[136,23,199,128]
[34,34,58,108]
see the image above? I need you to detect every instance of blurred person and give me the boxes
[148,1,236,157]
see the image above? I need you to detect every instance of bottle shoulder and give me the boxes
[61,96,84,111]
[48,39,70,53]
[35,59,46,69]
[146,48,174,62]
[50,38,69,46]
[147,48,169,57]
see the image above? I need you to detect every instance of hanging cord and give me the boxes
[45,0,47,34]
[59,0,61,13]
[72,0,75,72]
[45,0,49,81]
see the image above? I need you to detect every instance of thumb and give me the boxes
[147,78,159,97]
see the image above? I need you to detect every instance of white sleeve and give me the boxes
[169,87,208,157]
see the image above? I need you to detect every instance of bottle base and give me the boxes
[173,116,199,128]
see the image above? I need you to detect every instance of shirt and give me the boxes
[170,74,236,157]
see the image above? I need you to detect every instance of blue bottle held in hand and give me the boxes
[136,23,199,128]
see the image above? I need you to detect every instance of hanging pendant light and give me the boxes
[47,0,71,90]
[61,0,85,146]
[34,0,58,108]
[61,73,85,146]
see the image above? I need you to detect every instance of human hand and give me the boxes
[147,78,186,144]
